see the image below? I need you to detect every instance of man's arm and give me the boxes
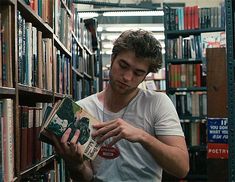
[66,160,93,181]
[139,133,189,178]
[92,119,189,178]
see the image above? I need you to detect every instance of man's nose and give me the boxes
[123,70,134,81]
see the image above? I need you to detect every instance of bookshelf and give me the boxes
[0,0,100,181]
[163,3,225,181]
[225,0,235,181]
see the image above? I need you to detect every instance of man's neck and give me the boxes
[99,85,139,113]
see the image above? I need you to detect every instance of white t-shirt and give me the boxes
[77,89,184,182]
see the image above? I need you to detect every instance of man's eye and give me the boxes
[119,63,127,68]
[134,72,143,77]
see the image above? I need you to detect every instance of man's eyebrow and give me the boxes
[119,59,147,73]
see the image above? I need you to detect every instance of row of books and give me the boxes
[138,80,166,91]
[165,3,225,31]
[55,49,71,95]
[181,121,206,147]
[165,31,225,60]
[72,8,96,51]
[54,0,72,52]
[169,92,207,117]
[24,0,53,27]
[17,11,52,89]
[17,11,73,94]
[17,10,49,88]
[19,103,54,171]
[168,64,202,88]
[0,7,13,88]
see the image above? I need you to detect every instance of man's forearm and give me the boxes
[139,131,189,178]
[67,161,93,181]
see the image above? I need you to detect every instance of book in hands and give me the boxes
[39,97,101,160]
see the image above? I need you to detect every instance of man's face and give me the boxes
[109,51,149,95]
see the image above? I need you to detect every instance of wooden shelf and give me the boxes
[0,87,16,96]
[17,0,53,37]
[72,67,84,79]
[166,59,203,64]
[71,31,83,49]
[19,155,56,180]
[54,34,72,57]
[18,84,54,103]
[168,87,207,93]
[165,27,225,38]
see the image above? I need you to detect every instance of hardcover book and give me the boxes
[39,97,101,160]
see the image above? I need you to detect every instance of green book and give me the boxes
[39,97,101,160]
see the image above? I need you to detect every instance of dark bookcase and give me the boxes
[163,3,225,181]
[0,0,101,181]
[225,0,235,181]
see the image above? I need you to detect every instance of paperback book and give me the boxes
[39,97,101,160]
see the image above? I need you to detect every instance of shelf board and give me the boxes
[188,145,207,152]
[0,87,16,97]
[83,72,93,80]
[83,45,93,55]
[19,155,56,179]
[61,0,72,17]
[165,27,225,37]
[54,93,72,100]
[54,35,72,57]
[166,59,203,64]
[180,116,207,121]
[72,67,84,79]
[71,31,83,50]
[18,84,53,95]
[168,87,207,93]
[18,84,54,103]
[17,0,53,37]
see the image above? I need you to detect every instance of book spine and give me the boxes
[2,99,14,181]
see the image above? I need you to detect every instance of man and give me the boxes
[51,29,189,181]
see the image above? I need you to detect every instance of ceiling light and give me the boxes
[105,26,164,32]
[103,11,164,17]
[79,12,99,18]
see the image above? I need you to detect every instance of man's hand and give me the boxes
[48,128,84,167]
[47,128,94,181]
[92,118,144,146]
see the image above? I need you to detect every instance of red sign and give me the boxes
[207,143,228,159]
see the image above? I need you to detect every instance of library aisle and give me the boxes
[0,0,235,181]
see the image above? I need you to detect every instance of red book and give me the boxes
[194,6,199,29]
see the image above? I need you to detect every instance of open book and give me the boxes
[39,97,101,160]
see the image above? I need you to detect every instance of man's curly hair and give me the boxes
[111,29,162,73]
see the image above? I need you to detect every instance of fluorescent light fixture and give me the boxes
[103,11,164,17]
[103,43,113,49]
[101,33,164,41]
[79,12,99,18]
[105,26,164,32]
[97,27,103,32]
[102,48,165,55]
[154,34,165,40]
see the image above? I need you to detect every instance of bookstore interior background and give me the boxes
[1,0,235,181]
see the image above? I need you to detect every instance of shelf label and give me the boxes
[207,118,228,143]
[207,143,228,159]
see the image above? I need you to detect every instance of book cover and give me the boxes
[39,97,101,160]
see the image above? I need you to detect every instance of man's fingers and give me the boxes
[61,128,72,143]
[92,121,117,138]
[70,129,80,144]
